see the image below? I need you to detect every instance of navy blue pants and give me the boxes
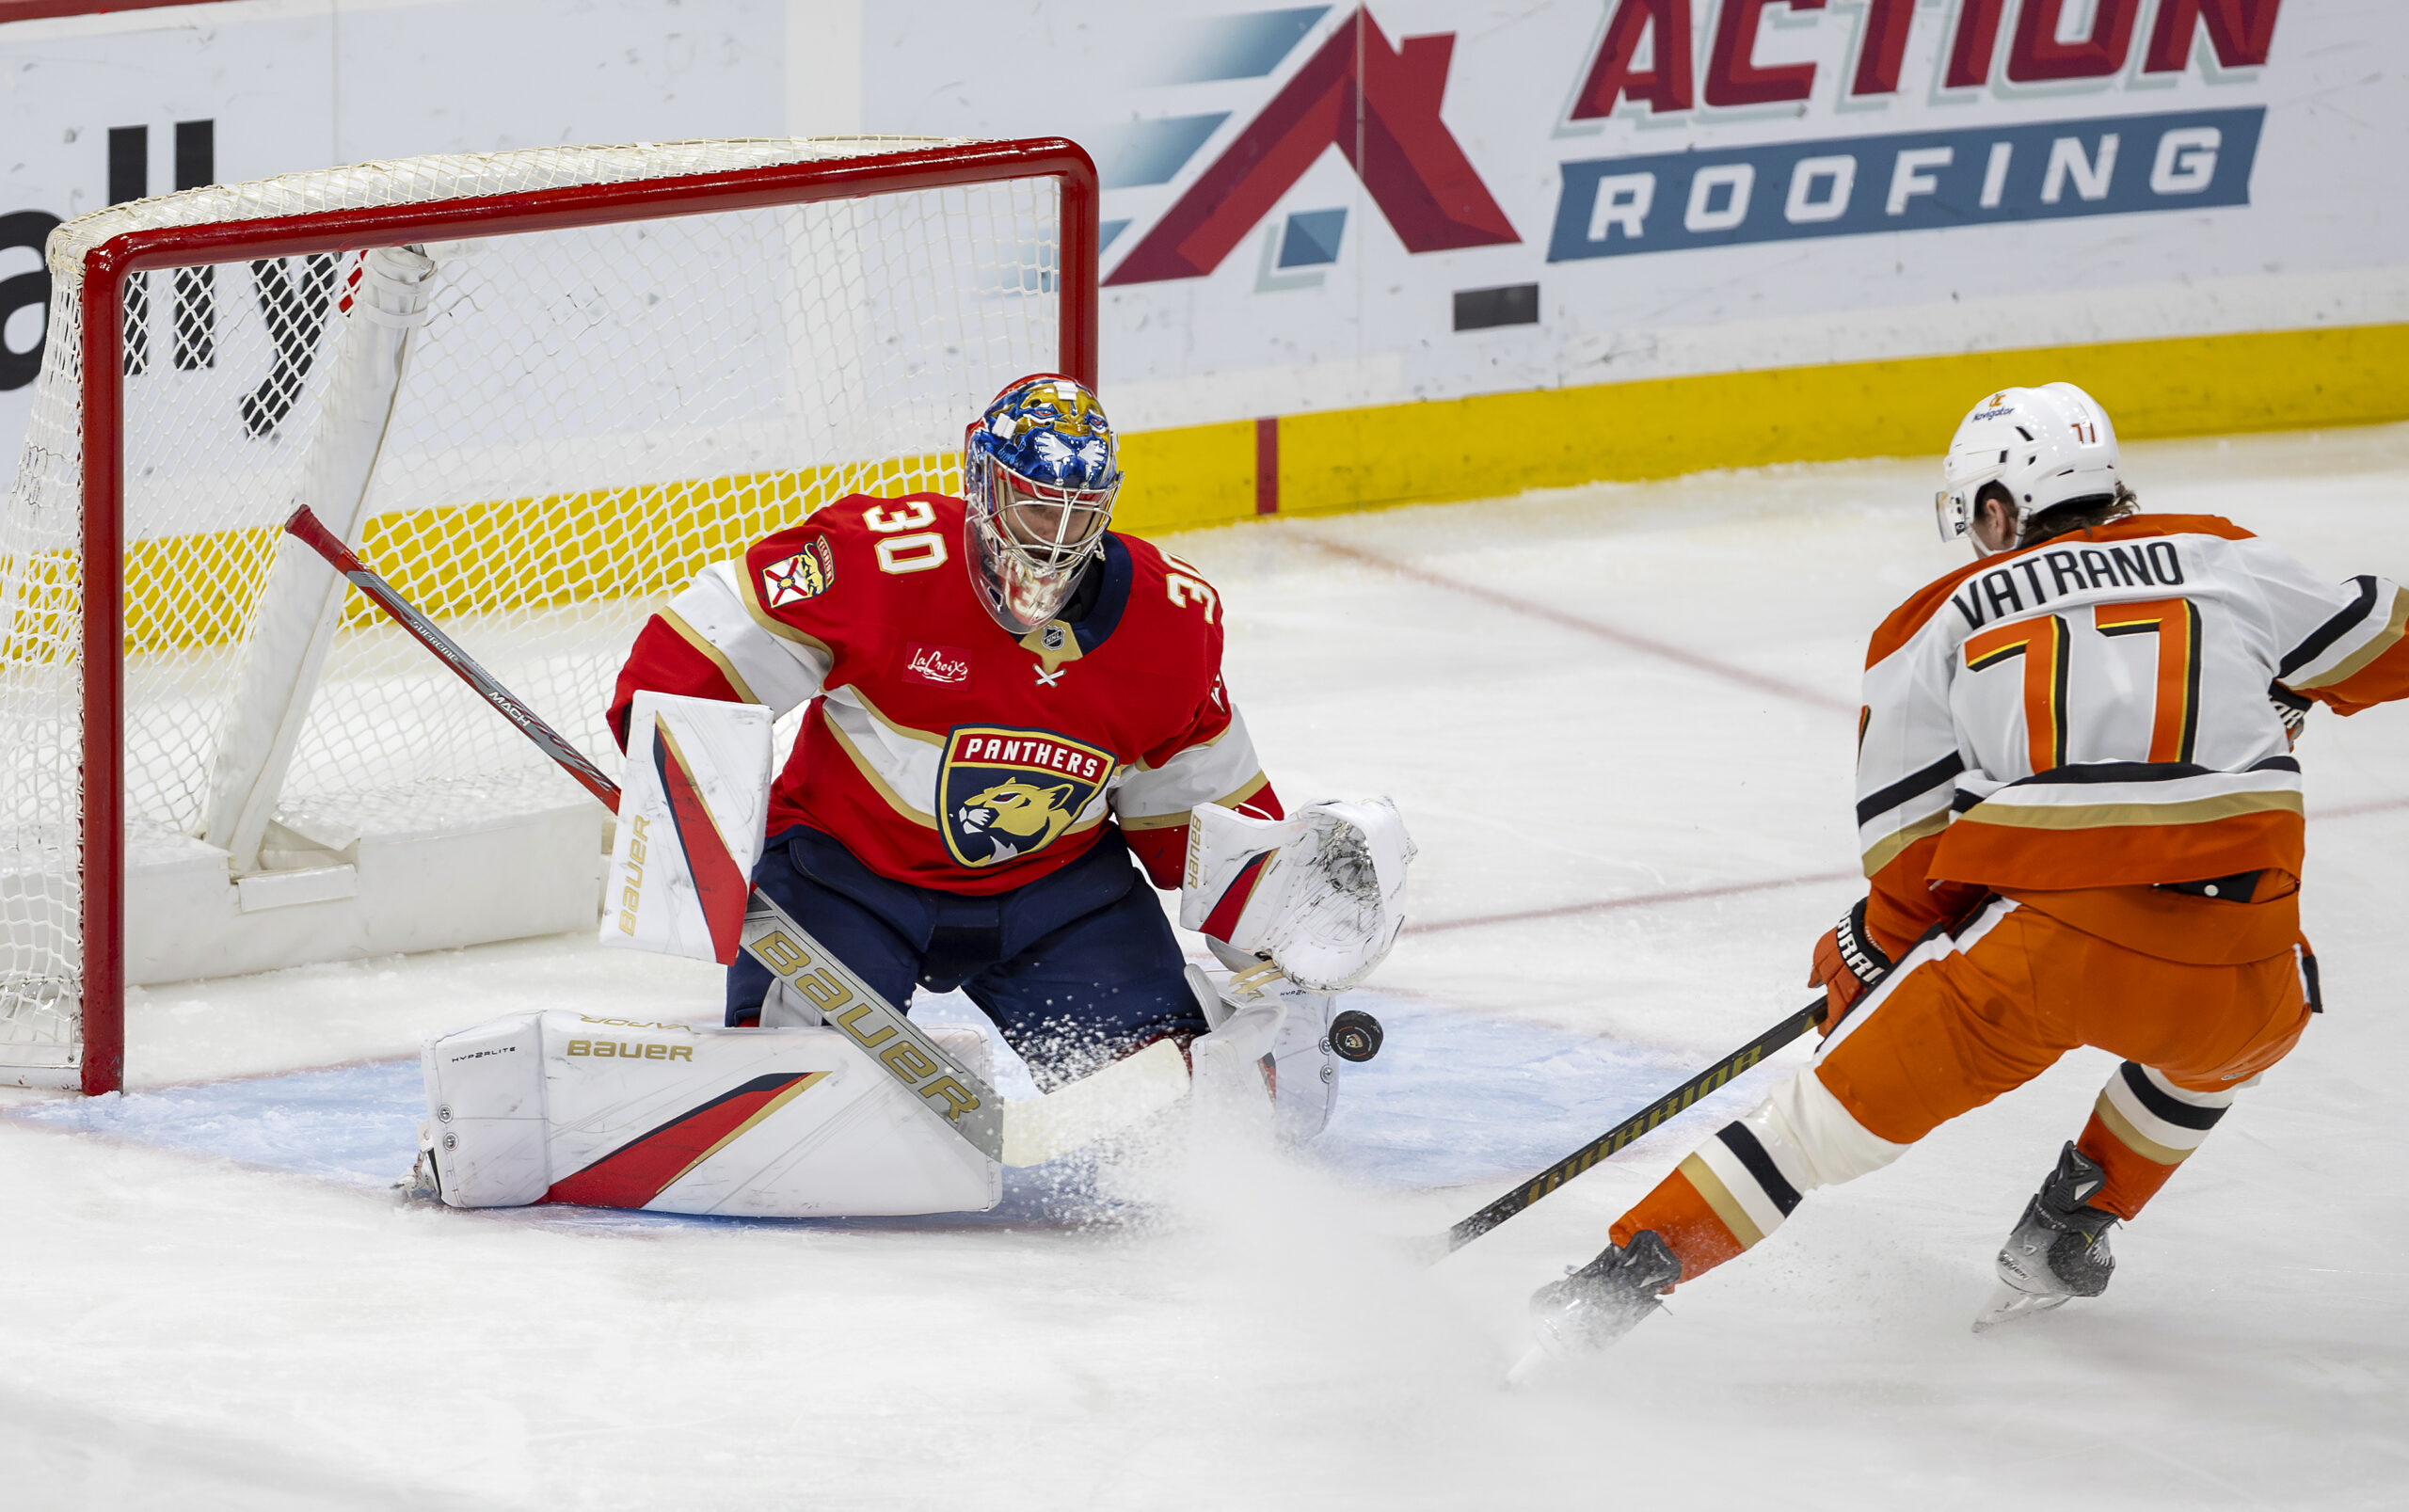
[726,825,1203,1090]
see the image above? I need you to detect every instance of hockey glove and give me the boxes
[2269,680,2311,750]
[1809,898,1894,1033]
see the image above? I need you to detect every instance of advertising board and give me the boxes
[4,1,2402,525]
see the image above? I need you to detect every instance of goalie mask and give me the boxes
[962,374,1122,636]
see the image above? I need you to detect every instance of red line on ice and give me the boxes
[1410,869,1859,935]
[1409,799,2409,935]
[1294,535,1856,714]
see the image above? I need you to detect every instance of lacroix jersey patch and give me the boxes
[939,726,1112,868]
[905,644,971,685]
[760,537,836,607]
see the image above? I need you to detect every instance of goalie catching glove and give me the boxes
[1810,897,1894,1031]
[1178,798,1414,992]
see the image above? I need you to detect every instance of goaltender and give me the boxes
[608,374,1397,1134]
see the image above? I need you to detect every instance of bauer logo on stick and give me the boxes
[938,725,1110,867]
[759,536,836,607]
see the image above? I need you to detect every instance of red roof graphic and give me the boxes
[1105,7,1519,286]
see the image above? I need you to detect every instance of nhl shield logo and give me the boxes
[760,536,836,608]
[939,725,1113,867]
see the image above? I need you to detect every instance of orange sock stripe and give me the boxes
[1610,1164,1749,1284]
[2076,1110,2184,1221]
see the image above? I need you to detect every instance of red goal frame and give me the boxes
[69,137,1100,1093]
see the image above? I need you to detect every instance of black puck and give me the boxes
[1329,1009,1384,1063]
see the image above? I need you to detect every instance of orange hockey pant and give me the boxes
[1608,896,2315,1283]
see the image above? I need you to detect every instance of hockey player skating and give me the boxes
[1526,382,2409,1356]
[606,374,1396,1140]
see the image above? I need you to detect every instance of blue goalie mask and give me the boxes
[961,374,1122,636]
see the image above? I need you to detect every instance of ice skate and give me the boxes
[395,1125,444,1204]
[1513,1230,1682,1380]
[1973,1141,2117,1332]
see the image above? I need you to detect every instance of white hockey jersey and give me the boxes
[1854,513,2409,956]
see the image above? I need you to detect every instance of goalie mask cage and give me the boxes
[2,135,1098,1094]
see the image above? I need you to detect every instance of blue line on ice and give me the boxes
[7,989,1783,1227]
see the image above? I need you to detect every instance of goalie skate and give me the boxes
[396,1130,444,1204]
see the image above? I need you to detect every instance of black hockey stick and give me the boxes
[1436,1000,1824,1255]
[282,505,1190,1168]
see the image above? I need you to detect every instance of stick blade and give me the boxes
[999,1039,1189,1168]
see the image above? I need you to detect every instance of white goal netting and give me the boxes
[2,137,1068,1086]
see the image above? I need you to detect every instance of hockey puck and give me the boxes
[1329,1009,1384,1063]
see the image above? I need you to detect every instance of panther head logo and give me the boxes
[952,777,1080,861]
[939,726,1113,867]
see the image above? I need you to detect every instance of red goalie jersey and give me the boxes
[608,492,1279,895]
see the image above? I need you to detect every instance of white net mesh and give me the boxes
[2,137,1066,1083]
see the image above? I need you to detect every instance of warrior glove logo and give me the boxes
[939,725,1113,867]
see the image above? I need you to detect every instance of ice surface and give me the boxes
[3,426,2405,1508]
[6,989,1766,1204]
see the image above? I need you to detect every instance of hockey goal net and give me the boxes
[2,135,1097,1092]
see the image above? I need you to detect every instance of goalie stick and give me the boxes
[283,505,1188,1169]
[1434,1001,1823,1256]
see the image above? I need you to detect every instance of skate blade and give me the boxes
[1504,1340,1558,1391]
[1972,1281,2071,1333]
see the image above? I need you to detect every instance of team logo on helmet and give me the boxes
[977,377,1118,493]
[938,725,1112,867]
[759,537,836,607]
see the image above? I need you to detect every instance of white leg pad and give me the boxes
[423,1010,999,1216]
[1268,989,1339,1142]
[1184,964,1280,1140]
[1189,963,1339,1140]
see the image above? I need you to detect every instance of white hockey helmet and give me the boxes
[1935,382,2121,550]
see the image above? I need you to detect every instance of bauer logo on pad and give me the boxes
[759,536,836,607]
[938,725,1111,867]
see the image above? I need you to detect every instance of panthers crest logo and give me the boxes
[939,725,1113,867]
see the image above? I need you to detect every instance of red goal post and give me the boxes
[6,135,1098,1094]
